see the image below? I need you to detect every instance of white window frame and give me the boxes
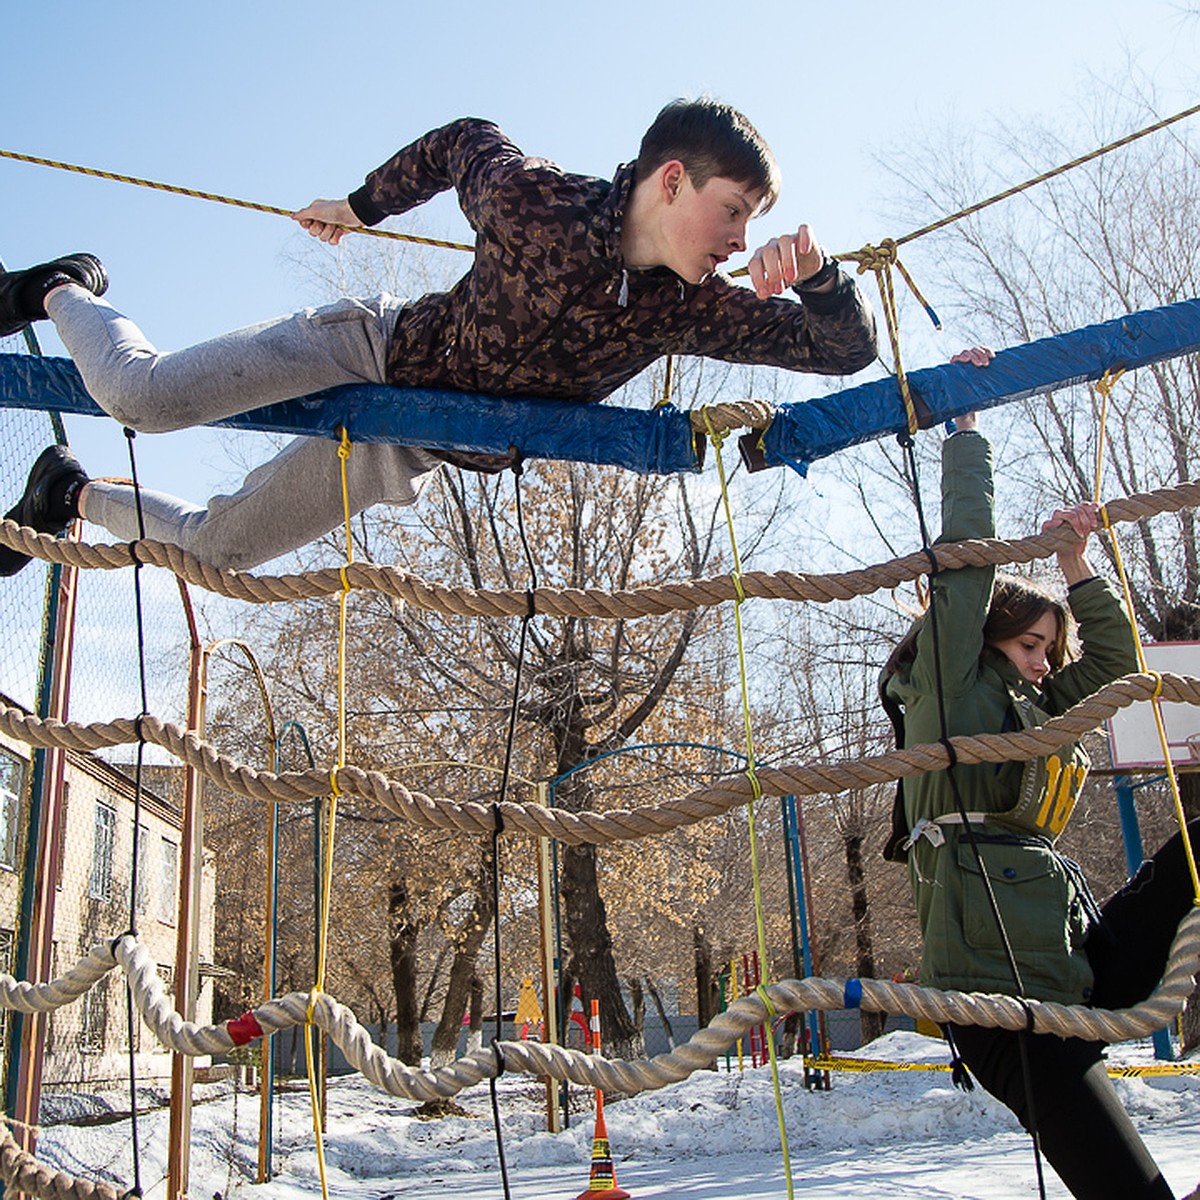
[90,804,115,902]
[159,838,178,925]
[134,822,150,914]
[0,748,24,872]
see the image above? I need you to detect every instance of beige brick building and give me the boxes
[0,717,216,1089]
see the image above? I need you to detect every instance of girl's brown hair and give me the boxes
[884,573,1070,680]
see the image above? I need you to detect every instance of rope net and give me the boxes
[4,103,1200,1196]
[0,452,1194,1197]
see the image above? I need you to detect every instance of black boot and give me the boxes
[0,253,108,338]
[0,445,89,576]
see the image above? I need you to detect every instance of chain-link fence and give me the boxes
[0,323,221,1115]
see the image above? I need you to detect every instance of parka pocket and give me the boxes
[957,836,1072,953]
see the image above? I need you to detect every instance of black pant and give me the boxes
[950,820,1198,1200]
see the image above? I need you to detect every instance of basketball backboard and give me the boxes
[1107,642,1200,771]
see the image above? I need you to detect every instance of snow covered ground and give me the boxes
[35,1033,1200,1199]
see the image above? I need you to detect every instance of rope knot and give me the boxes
[700,406,728,450]
[850,238,899,273]
[755,983,778,1022]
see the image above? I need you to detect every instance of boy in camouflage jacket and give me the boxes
[0,99,875,572]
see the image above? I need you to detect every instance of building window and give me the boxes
[159,839,178,925]
[0,748,25,871]
[134,823,149,915]
[0,928,13,1074]
[79,976,109,1054]
[54,786,69,891]
[45,942,58,1054]
[90,804,116,902]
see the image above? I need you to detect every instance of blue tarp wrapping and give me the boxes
[5,295,1200,479]
[760,297,1200,473]
[0,353,701,477]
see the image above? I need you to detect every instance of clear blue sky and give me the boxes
[3,0,1197,501]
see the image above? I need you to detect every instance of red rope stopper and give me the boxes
[226,1010,265,1046]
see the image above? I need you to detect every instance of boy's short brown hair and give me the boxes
[635,98,781,213]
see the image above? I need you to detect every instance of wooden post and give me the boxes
[258,794,278,1182]
[11,553,79,1172]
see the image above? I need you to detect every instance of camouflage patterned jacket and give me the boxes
[348,119,878,457]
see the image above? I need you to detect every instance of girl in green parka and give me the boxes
[882,387,1200,1200]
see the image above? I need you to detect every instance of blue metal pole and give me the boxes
[1114,774,1146,877]
[782,796,822,1071]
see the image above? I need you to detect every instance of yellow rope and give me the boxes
[702,408,794,1200]
[1092,372,1200,905]
[0,148,474,253]
[655,354,676,409]
[806,1054,1200,1078]
[863,245,921,434]
[893,100,1200,247]
[303,431,357,1200]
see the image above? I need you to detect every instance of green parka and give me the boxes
[882,430,1138,1004]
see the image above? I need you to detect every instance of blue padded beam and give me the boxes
[759,297,1200,474]
[0,353,701,477]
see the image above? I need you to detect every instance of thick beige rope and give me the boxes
[687,399,775,434]
[24,921,1200,1100]
[2,671,1195,847]
[2,898,1191,1200]
[2,477,1197,616]
[0,1129,121,1200]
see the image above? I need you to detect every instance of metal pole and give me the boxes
[8,537,78,1170]
[3,337,72,1170]
[780,795,812,1077]
[1114,774,1147,876]
[259,792,279,1181]
[189,639,277,1180]
[794,796,831,1087]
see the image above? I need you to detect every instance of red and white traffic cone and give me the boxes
[576,1096,630,1200]
[575,1001,631,1200]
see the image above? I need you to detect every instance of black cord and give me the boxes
[121,427,148,1198]
[901,435,1046,1198]
[483,458,538,1200]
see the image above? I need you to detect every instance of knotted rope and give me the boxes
[1,670,1196,846]
[4,477,1199,616]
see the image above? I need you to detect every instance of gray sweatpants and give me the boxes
[46,287,443,570]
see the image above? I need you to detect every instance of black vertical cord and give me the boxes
[121,427,148,1198]
[484,459,540,1200]
[901,434,1046,1199]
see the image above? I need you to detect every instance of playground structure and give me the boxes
[0,102,1199,1200]
[0,378,1198,1198]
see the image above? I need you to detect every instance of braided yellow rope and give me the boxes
[0,148,474,254]
[10,98,1198,275]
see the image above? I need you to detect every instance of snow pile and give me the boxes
[33,1032,1200,1199]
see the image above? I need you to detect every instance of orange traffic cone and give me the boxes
[575,1094,630,1200]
